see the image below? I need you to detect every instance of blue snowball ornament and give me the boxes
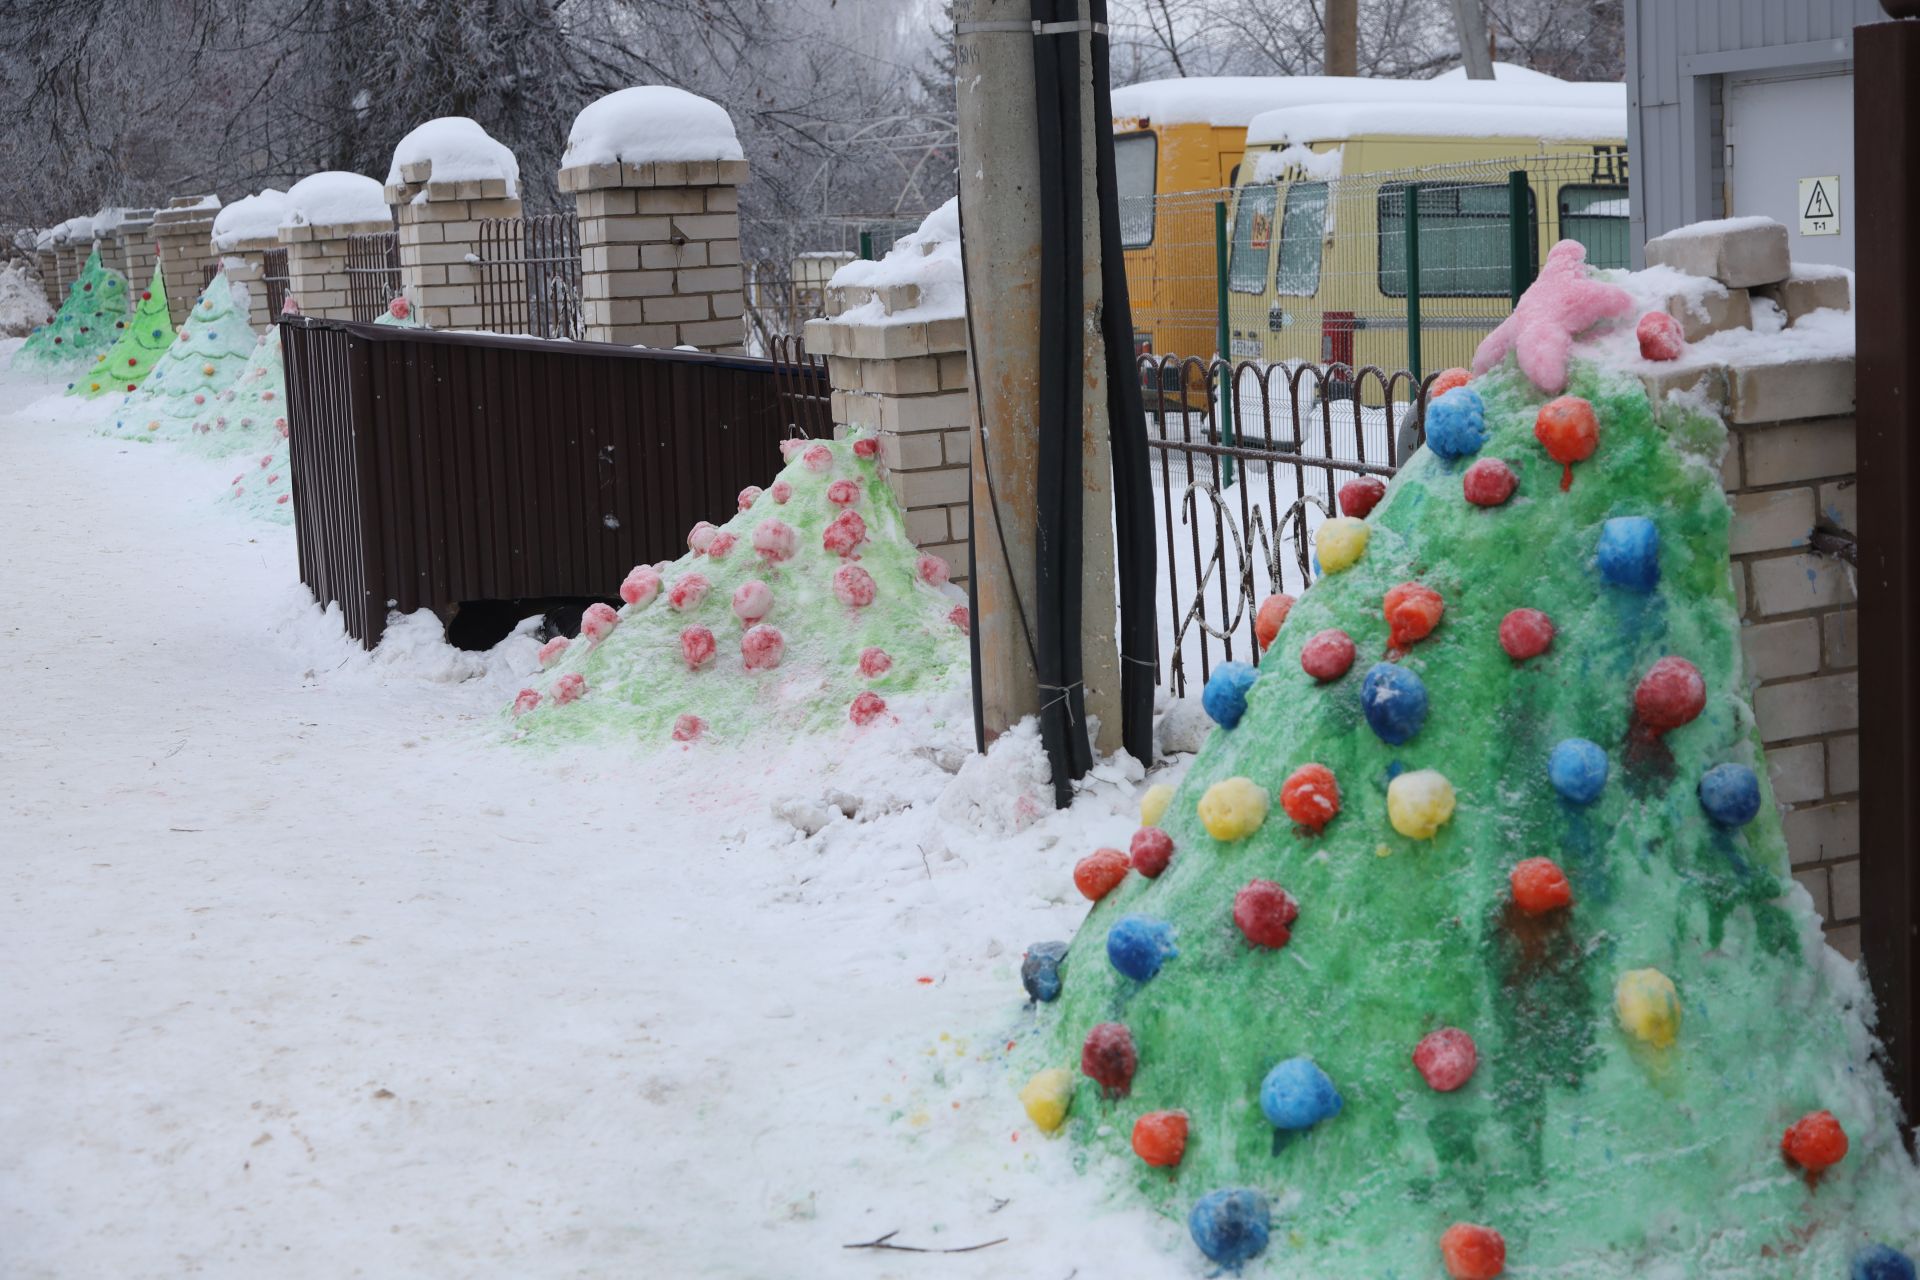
[1107,915,1177,982]
[1361,662,1428,746]
[1020,940,1067,1003]
[1698,762,1762,828]
[1853,1244,1918,1280]
[1202,661,1259,730]
[1424,387,1488,460]
[1548,738,1610,804]
[1597,516,1661,592]
[1259,1056,1343,1130]
[1188,1189,1270,1267]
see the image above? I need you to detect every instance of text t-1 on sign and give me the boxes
[1799,175,1841,236]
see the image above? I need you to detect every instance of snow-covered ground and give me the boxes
[0,344,1195,1278]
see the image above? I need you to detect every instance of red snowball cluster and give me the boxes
[1413,1028,1479,1092]
[1440,1223,1506,1280]
[858,646,892,678]
[668,573,710,611]
[849,691,888,726]
[1081,1022,1138,1098]
[1280,763,1340,831]
[1634,655,1706,735]
[680,625,716,670]
[1074,848,1130,901]
[823,510,868,558]
[740,624,785,671]
[1782,1110,1849,1174]
[1254,593,1294,651]
[1462,458,1518,507]
[672,713,706,741]
[1129,827,1174,878]
[1300,628,1356,681]
[1338,475,1387,518]
[833,564,877,608]
[1383,582,1445,650]
[1498,608,1554,661]
[1131,1110,1188,1167]
[1636,309,1685,361]
[1509,857,1574,915]
[1233,880,1299,949]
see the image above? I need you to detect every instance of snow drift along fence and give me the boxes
[279,316,828,648]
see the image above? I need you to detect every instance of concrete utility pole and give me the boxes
[1450,0,1496,79]
[956,0,1121,755]
[1325,0,1358,76]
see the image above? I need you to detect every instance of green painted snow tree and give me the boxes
[1021,249,1920,1278]
[69,264,171,399]
[106,267,256,442]
[13,248,129,374]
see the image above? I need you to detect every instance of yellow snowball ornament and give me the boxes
[1198,776,1270,842]
[1140,783,1174,828]
[1315,516,1370,574]
[1019,1067,1074,1133]
[1615,968,1681,1048]
[1386,769,1455,839]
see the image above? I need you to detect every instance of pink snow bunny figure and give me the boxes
[778,438,808,463]
[512,688,541,716]
[620,565,661,607]
[680,624,717,670]
[858,646,893,678]
[833,564,877,608]
[802,442,834,472]
[280,296,302,317]
[852,436,879,459]
[388,296,411,321]
[770,480,793,505]
[738,485,763,512]
[948,604,971,635]
[672,713,706,742]
[823,510,868,559]
[849,691,888,726]
[826,479,860,508]
[687,521,720,555]
[1470,240,1633,394]
[740,624,785,671]
[580,602,619,644]
[732,579,774,625]
[552,673,587,704]
[752,518,798,564]
[917,553,951,587]
[706,531,738,560]
[669,573,711,611]
[537,635,571,667]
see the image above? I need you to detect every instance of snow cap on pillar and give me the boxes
[279,172,391,237]
[384,117,521,202]
[562,86,745,169]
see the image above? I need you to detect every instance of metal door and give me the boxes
[1727,67,1855,271]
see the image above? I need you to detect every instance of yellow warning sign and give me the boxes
[1799,176,1840,237]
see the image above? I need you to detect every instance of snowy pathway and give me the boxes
[0,359,1179,1278]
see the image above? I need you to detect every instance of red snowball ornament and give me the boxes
[1129,827,1174,878]
[1081,1022,1138,1098]
[1131,1110,1188,1167]
[1300,628,1357,681]
[1338,475,1387,518]
[1280,763,1340,831]
[679,625,716,670]
[1534,395,1599,491]
[1254,593,1294,651]
[1233,880,1299,949]
[1074,848,1130,901]
[948,604,970,635]
[1636,309,1686,361]
[1633,656,1707,735]
[858,646,892,678]
[1413,1028,1479,1092]
[672,714,706,742]
[849,691,888,726]
[1462,458,1518,507]
[1440,1223,1507,1280]
[1383,582,1445,650]
[1428,367,1471,398]
[1509,857,1574,915]
[1498,608,1555,661]
[1782,1110,1849,1174]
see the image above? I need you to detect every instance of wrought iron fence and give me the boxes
[202,261,219,289]
[766,333,833,437]
[344,230,401,322]
[475,211,583,340]
[1146,353,1439,697]
[262,247,290,318]
[743,255,849,353]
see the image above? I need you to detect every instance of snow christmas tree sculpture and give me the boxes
[1020,248,1920,1277]
[13,248,128,374]
[508,433,969,744]
[190,314,288,459]
[106,267,256,441]
[69,264,171,399]
[223,297,300,522]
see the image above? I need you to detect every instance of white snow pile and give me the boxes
[211,189,292,249]
[0,260,53,335]
[1119,66,1624,130]
[562,85,744,168]
[1252,142,1345,183]
[1250,100,1624,147]
[280,171,390,231]
[386,117,521,196]
[1584,258,1856,377]
[50,215,94,246]
[825,198,962,323]
[1647,214,1785,243]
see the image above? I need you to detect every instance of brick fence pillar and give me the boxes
[278,218,392,323]
[561,158,747,352]
[54,238,83,297]
[107,210,157,293]
[386,166,521,332]
[216,239,281,330]
[804,284,971,581]
[35,241,61,310]
[153,196,222,327]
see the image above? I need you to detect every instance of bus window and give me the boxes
[1228,184,1278,293]
[1378,182,1536,297]
[1275,182,1328,296]
[1560,185,1630,270]
[1117,133,1157,248]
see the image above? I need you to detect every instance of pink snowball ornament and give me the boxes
[859,647,892,678]
[680,625,717,670]
[537,636,571,667]
[802,442,834,472]
[850,691,888,726]
[738,485,763,512]
[512,689,541,716]
[672,714,706,742]
[388,297,411,321]
[853,436,879,459]
[949,605,971,635]
[732,579,774,625]
[668,573,711,611]
[752,518,798,563]
[580,602,619,644]
[688,521,719,555]
[1636,309,1686,362]
[834,564,877,607]
[620,566,662,607]
[741,624,785,671]
[707,531,737,560]
[917,553,952,586]
[778,438,808,463]
[770,480,793,505]
[823,510,868,559]
[827,479,860,508]
[552,673,587,704]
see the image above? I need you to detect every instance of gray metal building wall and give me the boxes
[1625,0,1879,264]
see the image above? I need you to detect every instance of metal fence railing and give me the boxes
[262,247,291,318]
[1125,149,1631,383]
[475,211,583,340]
[343,230,402,323]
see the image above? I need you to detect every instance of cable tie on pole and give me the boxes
[955,19,1109,34]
